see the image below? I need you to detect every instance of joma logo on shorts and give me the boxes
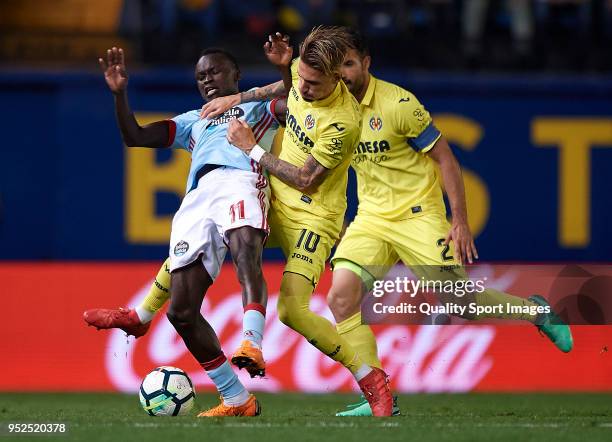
[291,252,313,264]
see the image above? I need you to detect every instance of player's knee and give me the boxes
[234,250,262,276]
[276,298,292,327]
[327,288,359,322]
[166,305,197,331]
[229,228,264,257]
[276,298,304,330]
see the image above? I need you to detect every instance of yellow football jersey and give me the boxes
[270,58,361,237]
[352,75,445,220]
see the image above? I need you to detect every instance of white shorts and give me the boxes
[169,166,269,279]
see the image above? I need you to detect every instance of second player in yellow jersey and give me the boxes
[333,75,454,278]
[328,30,573,417]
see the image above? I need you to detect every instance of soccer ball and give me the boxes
[139,366,195,416]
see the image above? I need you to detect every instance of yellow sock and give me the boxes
[277,272,366,375]
[136,258,172,322]
[337,312,381,369]
[474,288,538,322]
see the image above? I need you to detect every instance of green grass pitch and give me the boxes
[1,393,611,441]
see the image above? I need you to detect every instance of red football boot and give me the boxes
[357,368,393,417]
[83,307,150,338]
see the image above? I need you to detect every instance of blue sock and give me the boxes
[204,357,250,406]
[243,304,265,348]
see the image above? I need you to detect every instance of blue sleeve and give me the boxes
[169,110,200,151]
[407,122,441,152]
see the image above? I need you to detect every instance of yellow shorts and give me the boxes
[268,202,335,286]
[331,211,465,281]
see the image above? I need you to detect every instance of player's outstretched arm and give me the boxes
[227,119,328,193]
[428,137,479,264]
[99,47,169,148]
[200,32,293,119]
[263,32,293,96]
[200,81,286,119]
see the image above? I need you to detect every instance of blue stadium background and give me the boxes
[1,70,610,262]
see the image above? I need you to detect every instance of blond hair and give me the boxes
[299,26,351,77]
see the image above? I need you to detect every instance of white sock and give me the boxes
[354,364,373,382]
[135,305,154,324]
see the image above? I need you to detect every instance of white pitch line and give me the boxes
[129,421,400,429]
[89,421,612,430]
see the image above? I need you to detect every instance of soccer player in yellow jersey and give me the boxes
[222,27,393,416]
[326,28,573,416]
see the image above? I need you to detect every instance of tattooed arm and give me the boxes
[259,153,328,194]
[227,119,328,193]
[239,80,287,104]
[200,80,286,119]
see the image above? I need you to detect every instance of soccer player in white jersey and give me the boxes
[93,47,285,417]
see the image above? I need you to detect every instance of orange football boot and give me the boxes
[197,394,261,417]
[83,307,150,338]
[231,340,266,378]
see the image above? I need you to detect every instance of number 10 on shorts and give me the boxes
[296,229,320,253]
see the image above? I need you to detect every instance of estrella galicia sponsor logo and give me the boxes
[207,106,244,127]
[174,240,189,256]
[286,113,315,151]
[305,114,315,130]
[369,116,383,131]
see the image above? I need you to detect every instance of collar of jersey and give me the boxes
[309,81,342,108]
[361,74,376,108]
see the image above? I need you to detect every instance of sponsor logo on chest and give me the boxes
[353,138,392,166]
[286,112,315,151]
[355,139,391,154]
[207,106,245,127]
